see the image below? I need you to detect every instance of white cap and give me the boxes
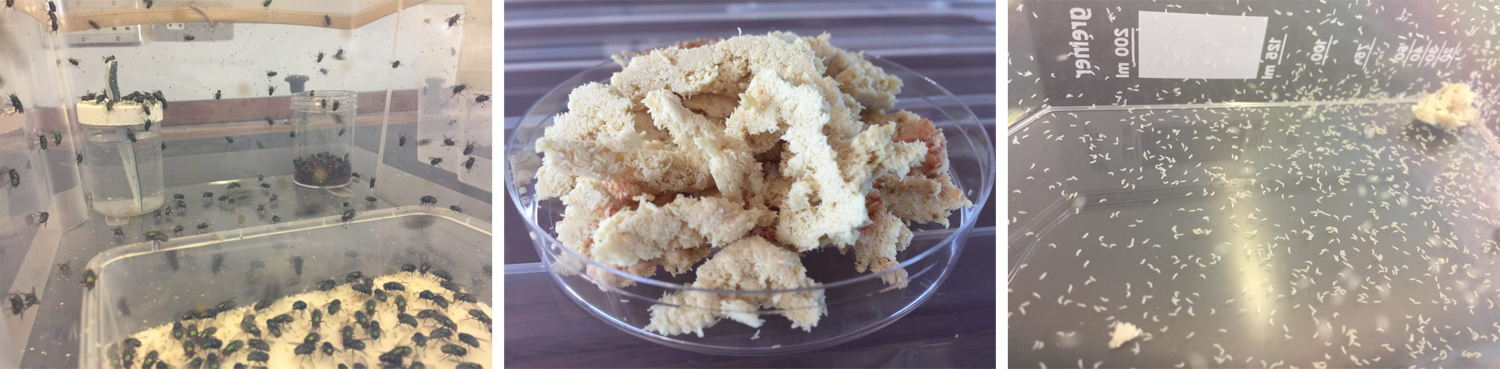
[77,100,163,127]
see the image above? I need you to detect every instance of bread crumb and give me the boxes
[1412,82,1479,130]
[1109,322,1144,349]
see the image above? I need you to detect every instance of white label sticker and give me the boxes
[1137,11,1268,79]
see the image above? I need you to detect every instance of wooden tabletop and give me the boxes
[502,232,997,368]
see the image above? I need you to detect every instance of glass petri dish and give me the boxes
[505,56,993,355]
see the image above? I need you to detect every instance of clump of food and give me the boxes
[1412,82,1479,131]
[1108,321,1143,349]
[531,31,970,337]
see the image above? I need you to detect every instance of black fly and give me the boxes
[474,94,490,106]
[289,256,304,276]
[451,83,467,96]
[316,52,325,63]
[268,86,275,96]
[82,269,96,290]
[67,58,80,66]
[210,253,226,275]
[442,135,457,146]
[399,133,408,146]
[429,157,443,166]
[446,13,462,28]
[183,34,195,41]
[214,90,222,100]
[89,20,100,29]
[324,15,332,27]
[334,48,345,60]
[457,333,481,348]
[439,344,467,359]
[392,60,400,68]
[266,71,277,78]
[7,93,22,114]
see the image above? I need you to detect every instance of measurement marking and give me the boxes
[1447,41,1460,68]
[1413,38,1430,68]
[1435,40,1446,67]
[1276,33,1286,66]
[1322,36,1334,66]
[1360,37,1376,71]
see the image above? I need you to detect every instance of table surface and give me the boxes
[501,0,998,366]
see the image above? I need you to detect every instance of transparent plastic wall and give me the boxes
[0,0,492,367]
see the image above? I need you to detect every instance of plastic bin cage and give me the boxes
[0,1,495,367]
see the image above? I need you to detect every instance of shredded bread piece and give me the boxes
[591,194,765,267]
[803,33,903,115]
[740,70,923,250]
[1411,82,1479,131]
[874,110,971,226]
[852,196,913,288]
[644,90,764,205]
[644,236,826,337]
[535,131,715,195]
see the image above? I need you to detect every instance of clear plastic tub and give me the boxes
[504,57,994,355]
[78,206,493,369]
[1008,1,1500,367]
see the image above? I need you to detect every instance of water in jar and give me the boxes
[85,128,164,217]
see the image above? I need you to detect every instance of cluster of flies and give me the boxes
[3,6,483,228]
[6,287,39,318]
[106,260,487,369]
[395,81,486,175]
